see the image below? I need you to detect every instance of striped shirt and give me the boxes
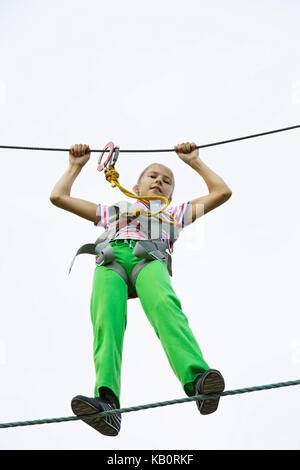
[94,199,191,254]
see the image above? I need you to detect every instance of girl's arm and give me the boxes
[49,144,100,224]
[175,142,232,223]
[186,158,232,222]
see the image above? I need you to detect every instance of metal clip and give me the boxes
[110,146,120,167]
[97,141,114,172]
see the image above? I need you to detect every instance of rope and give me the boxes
[0,379,299,429]
[0,124,299,153]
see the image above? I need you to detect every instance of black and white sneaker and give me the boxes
[71,395,121,436]
[194,369,225,415]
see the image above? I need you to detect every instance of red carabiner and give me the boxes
[97,141,114,172]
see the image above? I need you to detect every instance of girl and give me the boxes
[50,142,232,436]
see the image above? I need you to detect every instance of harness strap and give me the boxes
[132,240,165,260]
[130,259,153,289]
[132,240,172,277]
[94,244,130,289]
[68,239,114,275]
[68,243,96,275]
[128,240,172,292]
[95,244,115,265]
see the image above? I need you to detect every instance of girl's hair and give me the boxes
[137,163,175,198]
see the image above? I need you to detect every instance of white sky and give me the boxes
[0,0,300,450]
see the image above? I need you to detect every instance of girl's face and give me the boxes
[134,164,174,203]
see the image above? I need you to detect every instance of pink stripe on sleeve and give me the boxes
[177,203,184,224]
[169,203,186,226]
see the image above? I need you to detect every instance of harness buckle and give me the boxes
[129,239,136,249]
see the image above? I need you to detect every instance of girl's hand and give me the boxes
[174,142,199,165]
[69,144,91,167]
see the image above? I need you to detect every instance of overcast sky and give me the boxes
[0,0,300,450]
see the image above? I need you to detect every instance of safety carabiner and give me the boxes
[110,146,120,167]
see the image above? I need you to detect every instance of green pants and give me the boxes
[89,239,210,408]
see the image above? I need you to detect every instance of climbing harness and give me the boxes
[68,200,180,299]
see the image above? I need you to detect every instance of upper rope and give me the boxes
[0,123,299,153]
[1,123,299,221]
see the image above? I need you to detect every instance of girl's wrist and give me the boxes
[188,157,202,169]
[68,163,83,174]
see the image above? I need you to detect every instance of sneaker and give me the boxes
[71,395,121,436]
[193,369,225,415]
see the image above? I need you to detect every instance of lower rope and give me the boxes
[0,379,299,429]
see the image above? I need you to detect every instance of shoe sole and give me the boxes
[197,369,225,415]
[71,397,119,436]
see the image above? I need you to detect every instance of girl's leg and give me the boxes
[135,260,210,397]
[90,265,128,408]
